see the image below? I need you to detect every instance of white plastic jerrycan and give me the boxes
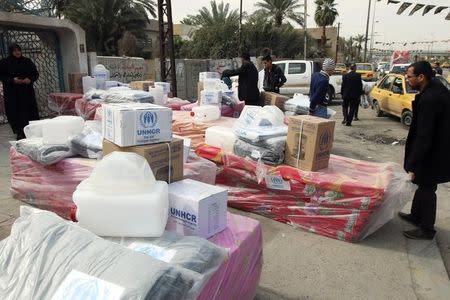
[73,152,169,237]
[42,116,85,145]
[191,105,221,122]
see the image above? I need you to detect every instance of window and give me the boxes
[391,77,404,94]
[380,75,395,90]
[288,63,306,74]
[356,64,373,71]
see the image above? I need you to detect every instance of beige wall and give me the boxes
[306,27,339,59]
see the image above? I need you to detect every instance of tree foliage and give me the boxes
[314,0,338,55]
[181,0,239,26]
[256,0,304,27]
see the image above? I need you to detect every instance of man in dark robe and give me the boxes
[0,43,40,140]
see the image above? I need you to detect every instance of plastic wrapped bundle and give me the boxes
[221,101,245,118]
[285,94,336,118]
[84,89,108,101]
[183,151,217,185]
[0,207,197,300]
[9,147,94,220]
[196,145,416,242]
[181,102,198,111]
[71,121,103,159]
[47,93,83,115]
[75,97,103,120]
[234,137,285,166]
[104,89,154,103]
[14,138,73,165]
[166,98,191,111]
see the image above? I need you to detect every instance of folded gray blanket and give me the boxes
[14,138,73,165]
[71,122,103,159]
[234,137,286,166]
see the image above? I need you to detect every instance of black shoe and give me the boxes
[345,123,351,126]
[398,212,419,226]
[354,117,359,121]
[403,228,436,240]
[341,120,346,125]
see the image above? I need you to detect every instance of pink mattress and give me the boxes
[75,98,102,120]
[47,93,83,115]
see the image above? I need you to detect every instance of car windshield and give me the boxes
[357,64,372,71]
[391,66,408,73]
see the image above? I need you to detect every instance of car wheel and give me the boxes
[401,110,413,126]
[373,100,383,117]
[325,86,334,104]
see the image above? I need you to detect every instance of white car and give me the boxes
[389,63,410,74]
[273,60,342,102]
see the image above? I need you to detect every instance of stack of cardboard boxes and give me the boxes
[101,102,227,238]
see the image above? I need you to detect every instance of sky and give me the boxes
[171,0,450,52]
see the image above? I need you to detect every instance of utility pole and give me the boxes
[157,0,177,96]
[304,0,307,60]
[335,22,340,62]
[239,0,243,53]
[369,0,377,61]
[363,0,371,63]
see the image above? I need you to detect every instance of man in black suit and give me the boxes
[341,63,363,126]
[222,52,260,105]
[399,61,450,240]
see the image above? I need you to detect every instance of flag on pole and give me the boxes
[422,5,435,16]
[409,4,425,16]
[435,6,448,15]
[397,2,412,15]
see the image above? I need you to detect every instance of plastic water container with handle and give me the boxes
[82,76,97,93]
[191,105,221,122]
[42,116,85,145]
[154,82,171,95]
[73,152,169,237]
[93,64,111,90]
[148,86,165,105]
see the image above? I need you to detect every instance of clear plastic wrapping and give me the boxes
[47,93,84,115]
[0,208,201,299]
[75,97,103,120]
[9,147,94,220]
[13,138,73,165]
[71,121,103,159]
[183,151,218,185]
[196,145,416,242]
[233,137,285,166]
[104,89,154,103]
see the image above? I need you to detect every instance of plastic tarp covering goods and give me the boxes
[75,97,102,120]
[0,208,200,300]
[48,93,83,115]
[196,145,416,242]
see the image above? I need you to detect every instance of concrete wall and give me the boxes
[96,55,146,83]
[306,27,339,58]
[0,11,88,90]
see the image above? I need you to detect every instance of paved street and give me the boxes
[1,104,450,299]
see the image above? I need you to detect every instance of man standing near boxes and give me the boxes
[399,61,450,240]
[309,58,335,119]
[221,52,260,106]
[262,55,286,94]
[341,63,363,126]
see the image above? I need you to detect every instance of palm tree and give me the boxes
[61,0,156,55]
[354,34,366,61]
[256,0,304,27]
[181,1,240,26]
[344,36,355,61]
[314,0,338,55]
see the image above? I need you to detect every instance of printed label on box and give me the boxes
[128,243,177,263]
[265,175,291,191]
[51,270,124,300]
[136,111,161,143]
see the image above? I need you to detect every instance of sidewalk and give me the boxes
[1,119,449,299]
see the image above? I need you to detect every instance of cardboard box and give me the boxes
[197,81,204,100]
[103,138,183,183]
[260,91,289,111]
[166,179,228,238]
[285,115,335,171]
[129,80,154,91]
[102,103,172,147]
[68,73,87,94]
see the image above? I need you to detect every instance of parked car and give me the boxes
[355,63,378,81]
[389,63,410,74]
[370,73,417,126]
[377,61,389,71]
[273,60,342,102]
[334,63,347,75]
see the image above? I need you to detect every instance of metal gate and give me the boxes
[0,27,64,123]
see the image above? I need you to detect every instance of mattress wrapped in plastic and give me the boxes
[196,145,416,242]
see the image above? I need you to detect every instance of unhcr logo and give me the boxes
[140,111,157,128]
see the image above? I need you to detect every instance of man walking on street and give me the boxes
[262,55,286,93]
[399,61,450,240]
[341,63,363,126]
[309,58,335,119]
